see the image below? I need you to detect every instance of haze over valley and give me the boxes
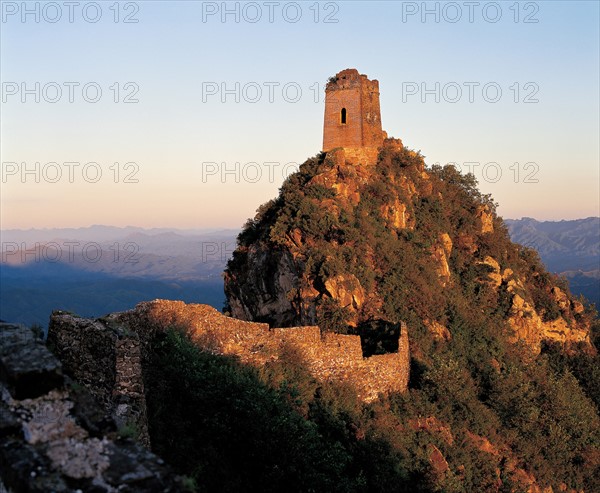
[2,218,597,330]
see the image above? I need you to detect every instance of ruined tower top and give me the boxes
[322,69,384,160]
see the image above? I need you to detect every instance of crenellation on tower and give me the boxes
[322,68,385,163]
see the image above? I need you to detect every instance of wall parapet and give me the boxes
[45,298,411,457]
[123,300,410,403]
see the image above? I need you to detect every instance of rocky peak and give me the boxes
[225,141,595,356]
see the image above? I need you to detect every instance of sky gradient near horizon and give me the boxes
[1,0,599,230]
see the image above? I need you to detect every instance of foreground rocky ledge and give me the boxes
[0,322,184,493]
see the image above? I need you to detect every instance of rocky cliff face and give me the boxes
[225,139,594,355]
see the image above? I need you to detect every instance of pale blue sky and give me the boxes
[1,0,599,229]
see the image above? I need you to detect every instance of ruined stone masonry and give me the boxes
[46,314,150,449]
[0,322,183,493]
[47,300,410,413]
[120,300,410,403]
[323,68,385,165]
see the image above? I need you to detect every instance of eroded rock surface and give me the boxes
[0,322,184,493]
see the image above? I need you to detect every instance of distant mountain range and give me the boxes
[1,226,238,328]
[1,219,598,329]
[2,226,239,278]
[505,217,600,307]
[1,225,225,245]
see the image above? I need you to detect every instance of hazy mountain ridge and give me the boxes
[3,217,597,331]
[0,228,238,327]
[505,217,599,268]
[1,225,231,245]
[505,217,600,306]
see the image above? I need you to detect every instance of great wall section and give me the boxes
[46,299,410,448]
[0,299,410,491]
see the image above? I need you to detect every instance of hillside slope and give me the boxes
[225,140,593,355]
[220,139,600,492]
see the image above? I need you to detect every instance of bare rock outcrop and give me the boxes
[424,319,452,341]
[431,233,453,286]
[507,292,591,353]
[0,322,184,493]
[477,205,494,234]
[476,255,592,353]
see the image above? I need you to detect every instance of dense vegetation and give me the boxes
[226,146,576,336]
[148,147,599,491]
[146,324,600,492]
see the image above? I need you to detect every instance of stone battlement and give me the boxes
[118,300,410,403]
[325,69,379,92]
[47,300,410,440]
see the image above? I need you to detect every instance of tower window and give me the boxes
[341,108,347,124]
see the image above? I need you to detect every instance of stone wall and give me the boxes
[359,73,384,148]
[0,322,183,493]
[47,313,150,448]
[118,300,410,403]
[323,82,362,149]
[44,298,410,484]
[113,335,148,445]
[46,314,116,411]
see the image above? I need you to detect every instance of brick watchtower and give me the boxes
[322,69,385,163]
